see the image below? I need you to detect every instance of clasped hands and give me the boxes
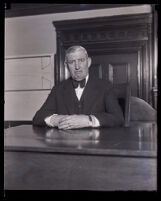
[50,114,90,130]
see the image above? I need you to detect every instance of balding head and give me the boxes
[65,46,88,62]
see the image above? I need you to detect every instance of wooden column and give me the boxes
[152,5,158,109]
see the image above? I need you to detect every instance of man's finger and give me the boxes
[59,116,72,124]
[58,121,72,129]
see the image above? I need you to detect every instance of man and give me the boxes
[33,46,124,129]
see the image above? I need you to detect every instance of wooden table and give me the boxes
[4,122,157,190]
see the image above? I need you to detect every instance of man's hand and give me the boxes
[50,114,68,127]
[58,115,90,130]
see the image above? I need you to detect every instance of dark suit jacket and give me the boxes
[32,77,124,127]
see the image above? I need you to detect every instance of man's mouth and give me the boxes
[75,71,82,74]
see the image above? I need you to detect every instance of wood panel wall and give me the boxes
[53,13,157,108]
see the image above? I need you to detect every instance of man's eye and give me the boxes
[79,58,85,62]
[67,61,74,64]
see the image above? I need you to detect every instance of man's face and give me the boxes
[66,50,91,81]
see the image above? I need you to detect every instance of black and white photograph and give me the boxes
[4,3,158,192]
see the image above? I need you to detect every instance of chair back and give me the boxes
[112,83,131,127]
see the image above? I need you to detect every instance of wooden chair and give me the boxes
[108,63,131,127]
[112,83,131,127]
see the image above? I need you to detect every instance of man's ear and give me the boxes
[88,57,92,68]
[64,61,69,69]
[64,61,70,79]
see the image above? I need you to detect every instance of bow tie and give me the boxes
[72,79,86,89]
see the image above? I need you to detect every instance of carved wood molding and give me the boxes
[54,14,152,46]
[61,28,149,45]
[53,13,152,30]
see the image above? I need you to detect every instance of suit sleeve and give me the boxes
[32,87,57,126]
[93,89,124,127]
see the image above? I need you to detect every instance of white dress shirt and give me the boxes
[45,75,100,127]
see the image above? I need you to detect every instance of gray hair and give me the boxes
[65,46,88,62]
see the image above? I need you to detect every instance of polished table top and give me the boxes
[4,121,157,158]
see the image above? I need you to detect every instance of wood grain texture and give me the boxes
[4,152,156,190]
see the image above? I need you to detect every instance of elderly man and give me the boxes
[33,46,124,129]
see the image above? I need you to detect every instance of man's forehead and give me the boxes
[66,50,87,60]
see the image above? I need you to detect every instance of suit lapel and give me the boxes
[81,77,100,113]
[63,78,77,114]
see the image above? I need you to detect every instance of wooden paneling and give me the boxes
[108,63,130,84]
[4,152,156,190]
[53,13,157,107]
[91,53,136,94]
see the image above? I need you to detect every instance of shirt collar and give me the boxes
[74,74,89,89]
[85,74,89,84]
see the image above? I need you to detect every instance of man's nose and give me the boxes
[75,60,80,70]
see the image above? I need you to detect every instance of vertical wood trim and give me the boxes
[124,84,131,127]
[55,31,60,85]
[56,31,66,84]
[98,64,103,79]
[59,43,65,83]
[152,7,158,109]
[108,64,113,84]
[142,42,148,102]
[145,41,149,103]
[153,8,158,88]
[148,23,153,105]
[137,50,142,98]
[58,32,64,83]
[127,63,130,83]
[51,54,55,87]
[54,54,58,85]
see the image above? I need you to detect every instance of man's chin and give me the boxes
[73,76,86,81]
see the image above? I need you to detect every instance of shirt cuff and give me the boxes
[90,115,100,127]
[44,114,57,127]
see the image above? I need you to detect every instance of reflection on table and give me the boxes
[4,122,157,157]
